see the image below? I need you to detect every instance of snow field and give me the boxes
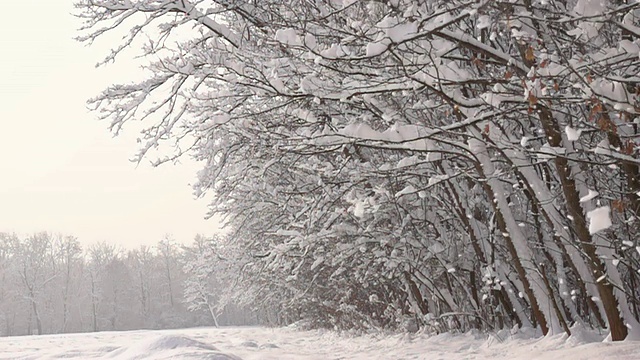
[0,326,638,360]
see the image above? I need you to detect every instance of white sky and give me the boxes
[0,1,220,248]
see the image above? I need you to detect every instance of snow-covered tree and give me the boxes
[75,0,640,339]
[183,236,223,327]
[51,235,83,333]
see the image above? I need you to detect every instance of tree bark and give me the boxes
[537,106,627,340]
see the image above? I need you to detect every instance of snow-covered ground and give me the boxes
[0,326,639,360]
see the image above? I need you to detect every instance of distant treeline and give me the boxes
[0,232,258,336]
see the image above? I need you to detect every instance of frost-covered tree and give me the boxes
[157,235,180,309]
[126,245,155,327]
[51,236,83,333]
[12,233,59,335]
[0,233,20,336]
[75,0,640,339]
[183,235,223,327]
[183,234,260,327]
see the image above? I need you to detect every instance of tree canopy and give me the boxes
[75,0,640,340]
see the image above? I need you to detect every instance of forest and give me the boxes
[69,0,640,341]
[0,232,254,336]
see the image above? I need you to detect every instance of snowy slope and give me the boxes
[0,326,638,360]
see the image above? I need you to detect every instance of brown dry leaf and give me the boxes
[472,57,485,69]
[612,200,625,213]
[505,70,513,80]
[622,140,635,155]
[589,102,603,121]
[596,117,608,131]
[525,46,535,62]
[597,117,617,134]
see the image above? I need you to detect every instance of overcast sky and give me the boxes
[0,1,220,247]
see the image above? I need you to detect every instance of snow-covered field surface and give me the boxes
[0,326,639,360]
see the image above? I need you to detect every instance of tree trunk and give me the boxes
[31,298,42,335]
[536,106,627,340]
[207,303,220,328]
[469,131,552,334]
[404,272,429,316]
[91,273,98,332]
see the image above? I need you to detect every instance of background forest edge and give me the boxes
[0,232,258,336]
